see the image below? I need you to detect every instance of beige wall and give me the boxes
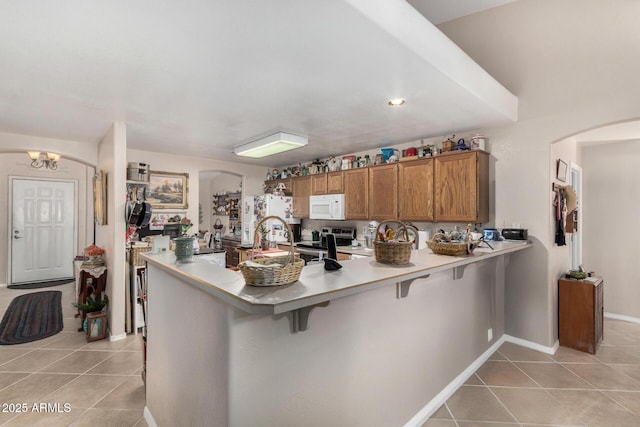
[582,140,640,319]
[440,0,640,345]
[127,149,267,234]
[0,134,96,287]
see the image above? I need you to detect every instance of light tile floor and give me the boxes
[0,283,148,427]
[426,318,640,427]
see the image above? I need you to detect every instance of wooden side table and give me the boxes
[77,266,108,332]
[558,276,604,354]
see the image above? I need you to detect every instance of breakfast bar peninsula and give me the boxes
[142,241,530,427]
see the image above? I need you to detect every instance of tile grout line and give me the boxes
[473,351,525,426]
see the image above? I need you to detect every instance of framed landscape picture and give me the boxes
[148,171,189,209]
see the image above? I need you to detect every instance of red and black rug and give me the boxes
[0,291,63,345]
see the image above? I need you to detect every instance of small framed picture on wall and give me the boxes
[557,159,568,182]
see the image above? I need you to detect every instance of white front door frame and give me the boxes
[8,176,78,285]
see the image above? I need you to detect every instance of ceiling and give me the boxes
[0,0,517,167]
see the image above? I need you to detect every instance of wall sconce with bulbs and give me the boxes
[27,151,61,170]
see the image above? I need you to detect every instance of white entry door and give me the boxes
[11,178,76,284]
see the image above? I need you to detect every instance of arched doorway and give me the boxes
[199,170,244,239]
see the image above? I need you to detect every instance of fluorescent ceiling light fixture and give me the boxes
[234,132,308,158]
[388,98,406,106]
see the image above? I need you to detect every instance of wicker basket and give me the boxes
[426,233,470,256]
[238,216,304,286]
[373,220,413,265]
[130,244,151,266]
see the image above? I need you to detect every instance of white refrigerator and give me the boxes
[242,195,300,245]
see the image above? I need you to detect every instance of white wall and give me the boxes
[96,122,128,340]
[439,0,640,345]
[127,149,267,234]
[582,140,640,319]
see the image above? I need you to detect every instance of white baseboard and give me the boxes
[144,407,158,427]
[109,332,127,341]
[605,312,640,324]
[503,334,559,355]
[404,335,507,427]
[405,333,559,427]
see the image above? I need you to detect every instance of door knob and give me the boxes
[13,231,23,239]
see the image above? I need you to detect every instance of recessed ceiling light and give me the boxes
[388,98,406,107]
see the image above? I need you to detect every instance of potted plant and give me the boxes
[74,294,109,341]
[258,224,270,251]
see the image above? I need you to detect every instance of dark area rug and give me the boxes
[0,291,63,345]
[8,279,74,290]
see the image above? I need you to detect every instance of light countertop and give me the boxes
[143,240,532,316]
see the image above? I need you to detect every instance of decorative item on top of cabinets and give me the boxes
[327,156,340,172]
[434,151,489,223]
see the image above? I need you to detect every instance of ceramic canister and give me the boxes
[470,134,486,151]
[174,237,195,263]
[483,228,498,241]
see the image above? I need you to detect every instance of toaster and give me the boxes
[502,228,528,240]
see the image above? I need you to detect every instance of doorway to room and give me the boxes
[199,171,244,244]
[10,177,77,285]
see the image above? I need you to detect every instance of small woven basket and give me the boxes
[130,245,151,266]
[238,216,304,286]
[426,233,470,256]
[373,220,413,265]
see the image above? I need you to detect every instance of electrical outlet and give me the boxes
[511,223,521,228]
[487,328,493,342]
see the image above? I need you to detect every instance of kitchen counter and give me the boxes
[143,241,529,316]
[142,241,531,426]
[280,240,374,257]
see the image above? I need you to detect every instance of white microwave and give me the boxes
[309,194,346,220]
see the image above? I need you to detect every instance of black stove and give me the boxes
[296,227,356,251]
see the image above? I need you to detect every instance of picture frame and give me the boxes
[93,170,107,225]
[148,171,189,209]
[556,159,568,182]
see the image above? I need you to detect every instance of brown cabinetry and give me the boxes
[221,238,241,268]
[311,174,327,195]
[327,172,344,194]
[558,277,604,354]
[344,168,369,220]
[398,158,434,221]
[369,164,398,219]
[434,151,489,223]
[291,176,311,218]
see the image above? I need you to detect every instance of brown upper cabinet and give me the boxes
[434,151,489,223]
[343,168,369,220]
[368,163,398,220]
[326,171,344,194]
[398,158,434,221]
[311,174,327,195]
[291,176,311,218]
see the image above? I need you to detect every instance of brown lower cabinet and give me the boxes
[558,277,603,354]
[221,238,241,268]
